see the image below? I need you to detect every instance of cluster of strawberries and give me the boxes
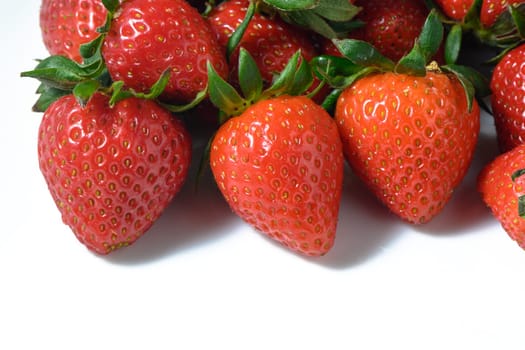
[23,0,525,256]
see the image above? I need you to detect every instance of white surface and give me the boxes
[1,2,524,349]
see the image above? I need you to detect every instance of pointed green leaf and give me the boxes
[207,61,247,117]
[262,0,319,11]
[21,56,86,90]
[263,50,301,97]
[320,88,342,114]
[282,11,339,38]
[226,0,256,60]
[73,79,100,107]
[396,44,427,76]
[445,24,462,65]
[288,57,314,96]
[238,48,263,101]
[443,63,491,98]
[162,88,209,113]
[108,81,134,106]
[332,39,395,70]
[510,3,525,38]
[31,84,70,112]
[312,0,361,22]
[512,169,525,182]
[416,9,444,62]
[80,35,104,61]
[311,54,365,89]
[518,195,525,218]
[142,69,171,100]
[101,0,119,13]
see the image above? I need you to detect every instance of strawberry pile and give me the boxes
[22,0,525,257]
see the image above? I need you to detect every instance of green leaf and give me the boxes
[282,11,339,38]
[416,9,444,62]
[518,195,525,218]
[312,0,361,22]
[512,169,525,182]
[31,84,70,112]
[445,24,462,65]
[101,0,119,13]
[142,69,171,100]
[262,0,319,11]
[21,56,88,90]
[287,57,314,96]
[73,80,100,107]
[443,63,491,97]
[162,88,209,113]
[311,55,364,89]
[510,3,525,38]
[263,50,302,97]
[207,61,247,117]
[80,35,104,61]
[226,0,256,60]
[238,48,263,101]
[320,88,342,114]
[396,44,427,76]
[332,39,395,70]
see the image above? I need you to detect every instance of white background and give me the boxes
[1,2,524,349]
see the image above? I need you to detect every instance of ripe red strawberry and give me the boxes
[490,43,525,152]
[435,0,524,27]
[323,0,433,62]
[101,0,228,104]
[335,71,480,224]
[207,0,318,87]
[210,95,344,256]
[38,93,192,254]
[478,143,525,250]
[40,0,107,62]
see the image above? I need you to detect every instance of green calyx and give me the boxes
[21,0,205,112]
[207,48,317,123]
[511,169,525,218]
[312,9,490,113]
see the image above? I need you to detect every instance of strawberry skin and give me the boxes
[38,93,192,254]
[40,0,107,62]
[478,144,525,250]
[210,95,344,256]
[481,0,525,27]
[207,0,318,85]
[335,72,480,224]
[102,0,228,104]
[490,43,525,152]
[324,0,431,62]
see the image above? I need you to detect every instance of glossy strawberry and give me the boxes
[490,43,525,152]
[210,95,344,256]
[435,0,524,26]
[40,0,107,62]
[102,0,228,104]
[207,0,318,87]
[335,71,480,224]
[478,143,525,250]
[38,93,192,254]
[324,0,432,62]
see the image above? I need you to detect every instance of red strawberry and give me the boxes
[102,0,228,104]
[490,43,525,152]
[335,71,480,224]
[324,0,433,62]
[207,0,319,89]
[38,93,192,254]
[435,0,524,27]
[210,95,344,256]
[40,0,107,62]
[478,143,525,250]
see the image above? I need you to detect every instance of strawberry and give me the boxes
[490,43,525,152]
[206,50,344,256]
[37,93,192,254]
[207,0,320,90]
[335,70,480,224]
[478,143,525,250]
[435,0,524,27]
[40,0,107,62]
[323,0,434,62]
[101,0,228,104]
[316,11,486,224]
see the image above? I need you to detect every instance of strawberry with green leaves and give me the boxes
[323,0,436,62]
[490,43,525,152]
[40,0,108,62]
[100,0,228,104]
[315,10,488,224]
[207,50,344,256]
[478,144,525,250]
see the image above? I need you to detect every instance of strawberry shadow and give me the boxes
[105,130,238,265]
[314,169,404,269]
